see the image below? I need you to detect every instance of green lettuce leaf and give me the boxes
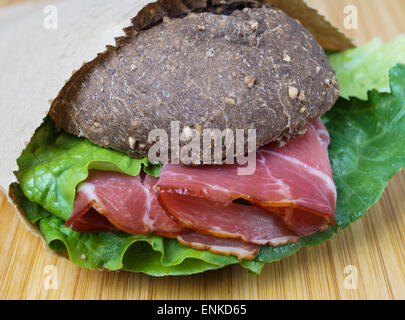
[15,117,159,221]
[11,181,50,223]
[11,183,263,276]
[258,64,405,262]
[328,35,405,100]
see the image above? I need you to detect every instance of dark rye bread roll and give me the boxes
[49,4,339,162]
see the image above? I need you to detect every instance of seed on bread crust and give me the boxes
[288,87,299,100]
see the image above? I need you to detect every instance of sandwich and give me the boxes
[8,0,405,276]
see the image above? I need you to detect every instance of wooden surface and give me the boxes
[1,0,405,300]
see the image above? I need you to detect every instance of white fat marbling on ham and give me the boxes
[177,232,259,260]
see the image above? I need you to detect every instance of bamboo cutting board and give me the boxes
[0,0,405,300]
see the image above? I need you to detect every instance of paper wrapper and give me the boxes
[0,0,352,198]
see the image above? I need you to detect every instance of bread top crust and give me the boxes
[49,5,339,162]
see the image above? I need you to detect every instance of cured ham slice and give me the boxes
[66,171,184,237]
[65,205,120,233]
[156,119,336,239]
[66,119,336,260]
[66,170,258,259]
[158,192,299,245]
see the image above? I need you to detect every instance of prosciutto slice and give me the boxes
[156,119,336,239]
[66,170,259,259]
[158,192,299,245]
[66,119,336,260]
[66,172,184,237]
